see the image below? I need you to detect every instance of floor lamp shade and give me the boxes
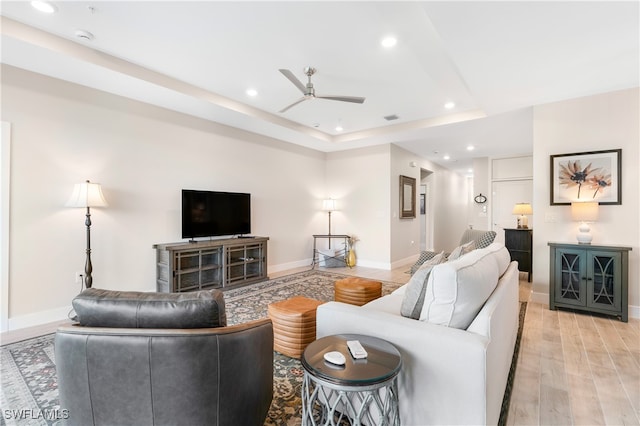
[66,181,108,208]
[66,180,107,289]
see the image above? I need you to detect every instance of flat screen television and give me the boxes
[182,190,251,239]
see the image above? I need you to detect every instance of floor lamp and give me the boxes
[322,199,336,248]
[66,180,108,289]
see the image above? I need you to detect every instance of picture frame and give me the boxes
[550,149,621,205]
[400,175,416,218]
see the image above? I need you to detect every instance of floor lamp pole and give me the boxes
[84,206,93,289]
[328,210,332,249]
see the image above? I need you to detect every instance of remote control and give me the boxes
[347,340,368,359]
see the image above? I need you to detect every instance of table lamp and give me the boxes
[66,180,108,288]
[571,201,598,244]
[512,203,532,229]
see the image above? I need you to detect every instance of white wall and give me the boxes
[2,65,327,328]
[471,157,490,230]
[531,88,640,316]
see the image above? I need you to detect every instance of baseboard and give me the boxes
[356,259,392,270]
[530,291,548,306]
[530,291,639,320]
[268,259,313,274]
[6,305,72,332]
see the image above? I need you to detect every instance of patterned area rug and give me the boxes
[0,270,526,426]
[0,270,400,426]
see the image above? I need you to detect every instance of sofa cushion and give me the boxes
[73,288,227,328]
[400,252,445,319]
[419,246,500,329]
[484,242,512,276]
[447,240,475,261]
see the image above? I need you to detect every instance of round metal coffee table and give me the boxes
[301,334,402,426]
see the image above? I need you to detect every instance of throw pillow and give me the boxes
[447,240,475,261]
[401,252,445,319]
[419,247,500,329]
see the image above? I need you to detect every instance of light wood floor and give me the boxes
[2,262,639,425]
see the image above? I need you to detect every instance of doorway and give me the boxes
[420,169,434,251]
[491,179,533,244]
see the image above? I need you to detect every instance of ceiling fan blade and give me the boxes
[316,95,366,104]
[279,69,307,94]
[278,97,308,113]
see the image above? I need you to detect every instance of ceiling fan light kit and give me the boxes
[278,66,365,113]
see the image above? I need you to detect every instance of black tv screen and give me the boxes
[182,190,251,239]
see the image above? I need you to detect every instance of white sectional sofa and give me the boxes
[316,242,520,426]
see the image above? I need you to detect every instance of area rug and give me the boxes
[0,270,526,426]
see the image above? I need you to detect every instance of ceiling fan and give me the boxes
[278,66,365,113]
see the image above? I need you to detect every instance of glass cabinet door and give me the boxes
[555,248,587,306]
[587,251,621,311]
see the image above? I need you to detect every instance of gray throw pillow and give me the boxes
[401,252,445,319]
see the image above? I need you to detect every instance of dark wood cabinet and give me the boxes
[504,228,533,282]
[154,237,268,292]
[548,242,631,322]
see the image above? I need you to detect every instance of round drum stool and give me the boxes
[267,296,324,358]
[334,277,382,306]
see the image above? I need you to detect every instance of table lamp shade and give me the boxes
[66,181,108,208]
[571,201,599,244]
[512,203,533,215]
[571,201,599,222]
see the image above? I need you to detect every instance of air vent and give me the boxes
[74,30,94,41]
[383,114,399,121]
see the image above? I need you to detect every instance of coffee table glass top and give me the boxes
[301,334,402,386]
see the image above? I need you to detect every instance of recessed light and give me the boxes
[31,1,57,13]
[467,145,475,151]
[381,36,397,48]
[444,101,455,110]
[335,125,343,132]
[443,155,450,160]
[246,88,258,97]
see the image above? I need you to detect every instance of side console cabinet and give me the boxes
[548,242,631,322]
[505,228,533,282]
[154,237,268,293]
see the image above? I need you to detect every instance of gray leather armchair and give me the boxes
[55,288,273,426]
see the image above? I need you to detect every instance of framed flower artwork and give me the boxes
[550,149,621,205]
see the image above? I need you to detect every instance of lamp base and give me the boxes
[516,215,529,229]
[576,222,592,245]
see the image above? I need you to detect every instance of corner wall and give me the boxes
[325,145,392,269]
[531,88,640,316]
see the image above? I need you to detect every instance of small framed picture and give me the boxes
[399,175,416,218]
[550,149,621,205]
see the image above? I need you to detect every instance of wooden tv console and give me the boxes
[153,237,268,293]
